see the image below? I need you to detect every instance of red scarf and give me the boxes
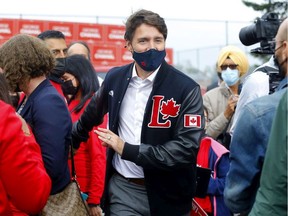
[195,138,212,214]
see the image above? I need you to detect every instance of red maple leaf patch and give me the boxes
[160,98,181,119]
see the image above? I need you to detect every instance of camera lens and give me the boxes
[239,24,259,46]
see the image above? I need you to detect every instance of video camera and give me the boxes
[239,12,281,54]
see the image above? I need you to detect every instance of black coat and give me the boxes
[73,61,205,216]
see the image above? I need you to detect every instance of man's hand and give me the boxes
[94,128,125,155]
[89,205,103,216]
[71,121,89,149]
[224,95,239,119]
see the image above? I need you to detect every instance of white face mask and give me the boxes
[221,68,240,86]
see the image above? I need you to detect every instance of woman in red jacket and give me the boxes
[61,54,107,216]
[0,73,51,215]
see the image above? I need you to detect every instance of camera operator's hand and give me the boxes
[224,95,239,119]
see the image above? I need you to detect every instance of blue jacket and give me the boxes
[249,90,288,216]
[72,61,205,216]
[207,138,231,216]
[18,79,71,194]
[224,88,286,214]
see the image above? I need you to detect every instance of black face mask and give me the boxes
[133,49,166,72]
[61,80,78,96]
[53,58,66,78]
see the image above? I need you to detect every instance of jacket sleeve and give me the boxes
[224,105,266,214]
[32,94,71,181]
[72,85,108,149]
[207,153,230,195]
[122,86,205,171]
[0,102,51,214]
[86,115,107,205]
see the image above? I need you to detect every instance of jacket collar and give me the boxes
[18,79,51,116]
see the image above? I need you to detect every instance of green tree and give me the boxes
[242,0,288,18]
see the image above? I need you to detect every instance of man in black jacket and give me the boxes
[72,9,204,216]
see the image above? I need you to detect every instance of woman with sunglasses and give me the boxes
[203,45,249,149]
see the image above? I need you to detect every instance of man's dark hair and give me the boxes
[37,30,65,40]
[124,9,167,42]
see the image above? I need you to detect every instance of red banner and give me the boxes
[0,19,15,39]
[17,19,45,36]
[165,48,174,65]
[47,21,75,40]
[77,23,104,43]
[91,44,118,65]
[0,18,174,72]
[120,47,133,64]
[105,25,125,46]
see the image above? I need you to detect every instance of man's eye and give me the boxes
[52,50,60,55]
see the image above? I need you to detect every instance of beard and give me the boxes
[278,57,287,78]
[274,55,287,79]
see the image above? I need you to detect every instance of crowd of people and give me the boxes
[0,8,287,216]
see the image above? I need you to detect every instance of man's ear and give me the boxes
[125,41,132,52]
[283,41,287,54]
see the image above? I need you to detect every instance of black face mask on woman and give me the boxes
[61,80,78,96]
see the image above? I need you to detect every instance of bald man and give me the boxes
[67,41,91,60]
[224,18,288,216]
[248,17,288,216]
[67,41,104,85]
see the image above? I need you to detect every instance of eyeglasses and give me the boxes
[220,64,238,70]
[274,41,285,52]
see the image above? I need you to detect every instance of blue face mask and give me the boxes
[133,49,166,72]
[221,68,240,86]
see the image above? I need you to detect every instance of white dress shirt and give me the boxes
[113,64,159,178]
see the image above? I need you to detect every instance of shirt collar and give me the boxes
[132,63,159,83]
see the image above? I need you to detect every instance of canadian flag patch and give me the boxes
[184,114,201,128]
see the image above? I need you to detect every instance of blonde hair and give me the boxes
[217,45,249,77]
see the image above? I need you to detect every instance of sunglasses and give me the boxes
[220,64,238,70]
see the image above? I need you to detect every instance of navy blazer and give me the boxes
[18,79,71,194]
